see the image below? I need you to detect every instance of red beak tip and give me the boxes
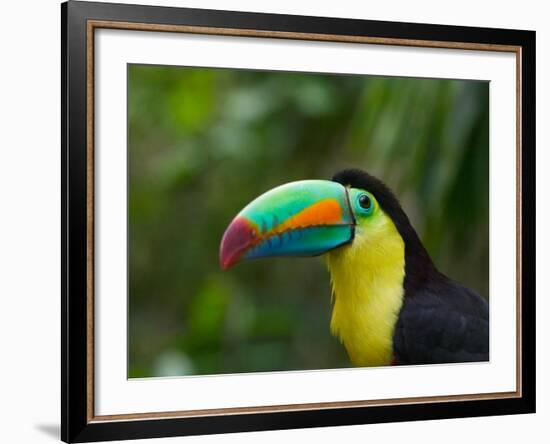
[219,216,255,271]
[220,259,231,271]
[219,242,239,271]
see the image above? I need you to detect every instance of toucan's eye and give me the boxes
[358,194,372,211]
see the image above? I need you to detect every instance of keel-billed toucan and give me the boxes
[219,169,488,366]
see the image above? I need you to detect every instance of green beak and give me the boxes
[219,180,355,270]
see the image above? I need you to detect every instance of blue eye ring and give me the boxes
[356,193,374,215]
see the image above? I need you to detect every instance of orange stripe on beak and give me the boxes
[274,199,344,234]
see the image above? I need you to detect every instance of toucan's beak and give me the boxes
[220,180,355,270]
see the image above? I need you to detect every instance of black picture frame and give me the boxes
[61,1,536,442]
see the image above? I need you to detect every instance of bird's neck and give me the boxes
[327,219,406,367]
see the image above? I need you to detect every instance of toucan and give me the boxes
[219,169,489,366]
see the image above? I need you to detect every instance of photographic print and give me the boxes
[128,65,489,378]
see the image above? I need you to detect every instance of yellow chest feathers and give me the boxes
[326,213,405,367]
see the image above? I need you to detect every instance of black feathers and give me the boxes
[332,169,489,364]
[393,278,489,364]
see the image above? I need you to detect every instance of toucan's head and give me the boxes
[219,169,415,271]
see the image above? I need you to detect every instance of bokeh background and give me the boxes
[128,64,489,378]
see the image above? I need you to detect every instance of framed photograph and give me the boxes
[61,1,535,442]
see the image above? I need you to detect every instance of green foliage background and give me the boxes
[128,64,489,378]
